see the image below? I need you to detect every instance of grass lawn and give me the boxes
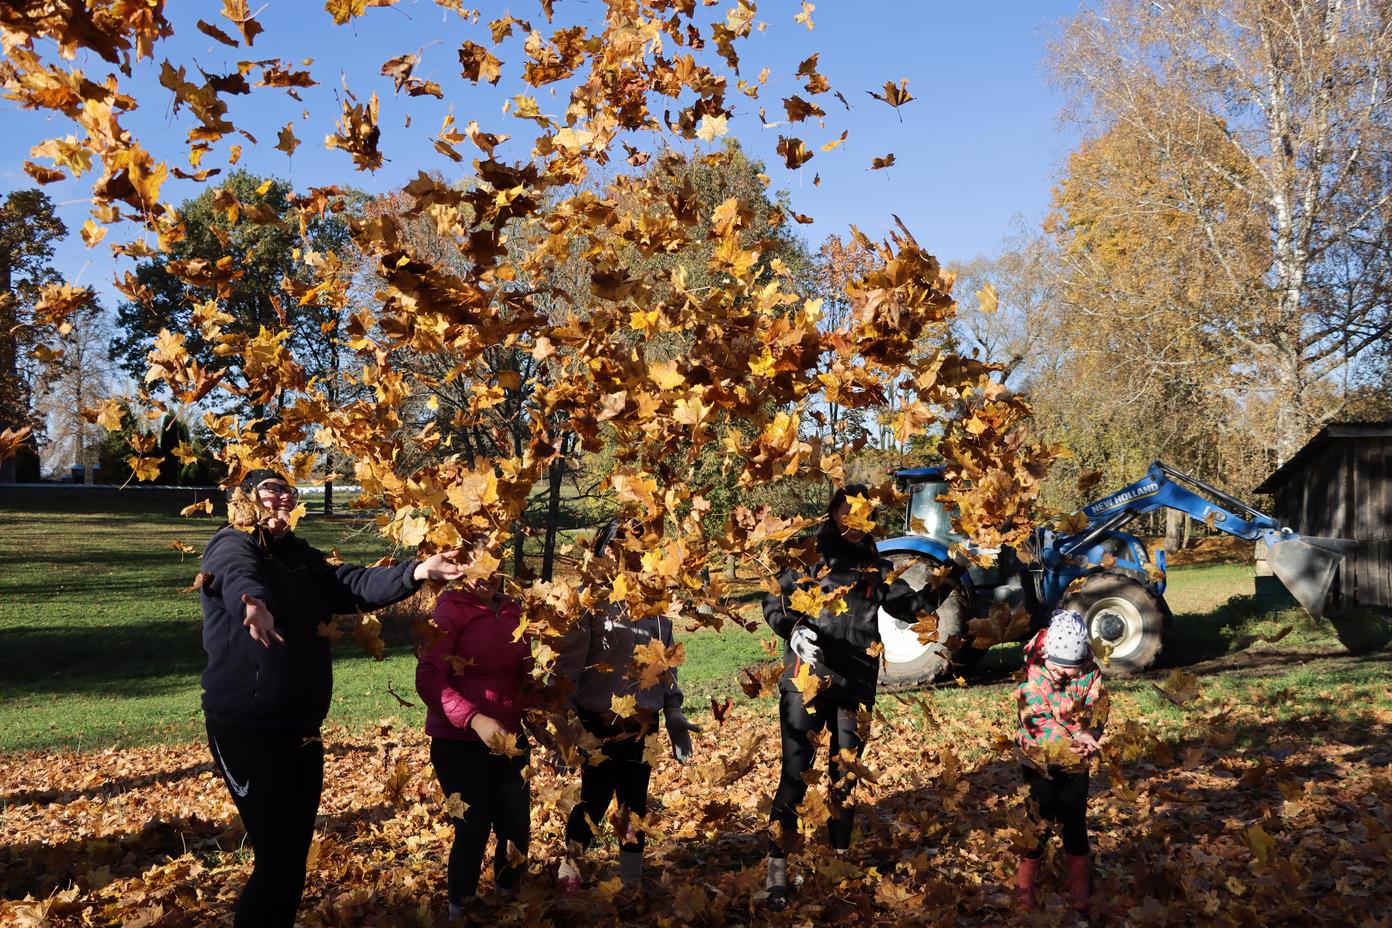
[1,505,1388,754]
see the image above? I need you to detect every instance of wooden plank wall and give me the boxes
[1269,437,1391,612]
[1348,438,1391,610]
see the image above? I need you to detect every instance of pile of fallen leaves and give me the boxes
[4,672,1390,927]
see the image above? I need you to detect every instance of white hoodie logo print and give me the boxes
[213,737,250,797]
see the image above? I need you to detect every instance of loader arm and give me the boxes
[1062,461,1278,557]
[1056,461,1354,619]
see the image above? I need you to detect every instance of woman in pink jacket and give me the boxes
[416,560,534,919]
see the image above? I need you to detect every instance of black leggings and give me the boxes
[768,691,868,858]
[1021,764,1090,857]
[430,737,531,901]
[206,719,324,928]
[565,712,656,853]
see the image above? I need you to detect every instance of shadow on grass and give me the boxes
[0,621,205,698]
[942,594,1390,691]
[872,709,1392,854]
[0,813,232,900]
[0,741,374,810]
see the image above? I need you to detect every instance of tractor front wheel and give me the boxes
[877,553,969,687]
[1060,572,1168,676]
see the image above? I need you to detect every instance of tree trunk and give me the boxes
[0,259,16,483]
[1164,507,1183,552]
[539,439,567,582]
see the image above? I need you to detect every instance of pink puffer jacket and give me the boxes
[416,589,532,741]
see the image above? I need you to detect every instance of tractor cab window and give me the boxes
[905,480,960,548]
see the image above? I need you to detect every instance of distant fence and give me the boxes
[0,483,364,516]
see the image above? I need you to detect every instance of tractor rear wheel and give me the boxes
[878,553,970,687]
[1060,572,1168,676]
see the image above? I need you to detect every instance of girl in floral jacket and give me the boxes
[1013,609,1105,913]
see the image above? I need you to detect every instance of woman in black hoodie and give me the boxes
[200,469,464,927]
[760,484,930,910]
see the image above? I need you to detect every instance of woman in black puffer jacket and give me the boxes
[760,484,930,911]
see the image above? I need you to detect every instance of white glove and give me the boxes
[790,626,823,665]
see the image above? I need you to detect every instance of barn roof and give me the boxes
[1255,421,1392,494]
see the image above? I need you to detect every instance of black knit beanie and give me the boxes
[230,468,290,501]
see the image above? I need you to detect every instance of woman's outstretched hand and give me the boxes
[241,593,284,647]
[414,550,467,582]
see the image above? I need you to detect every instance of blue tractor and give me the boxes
[876,461,1355,683]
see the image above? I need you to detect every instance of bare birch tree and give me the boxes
[1051,0,1392,456]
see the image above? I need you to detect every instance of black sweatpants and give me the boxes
[768,690,868,858]
[206,719,324,928]
[1021,764,1090,857]
[430,737,531,901]
[564,711,657,853]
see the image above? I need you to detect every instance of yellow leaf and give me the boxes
[325,0,367,25]
[275,122,300,156]
[790,661,826,706]
[1245,823,1276,864]
[180,499,214,517]
[80,219,107,247]
[976,282,998,315]
[695,114,728,143]
[351,614,386,661]
[842,492,877,533]
[443,792,469,819]
[609,693,638,719]
[127,455,163,482]
[648,360,685,391]
[486,730,525,758]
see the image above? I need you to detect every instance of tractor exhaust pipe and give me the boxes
[1266,535,1357,620]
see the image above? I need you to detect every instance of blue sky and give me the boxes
[1,1,1084,306]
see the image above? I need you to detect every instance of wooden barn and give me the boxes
[1255,421,1392,612]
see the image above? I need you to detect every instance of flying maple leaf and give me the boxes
[1075,468,1104,494]
[220,0,263,45]
[325,0,367,26]
[458,41,502,85]
[1152,668,1202,708]
[127,456,163,482]
[695,113,728,143]
[870,153,896,170]
[783,95,825,123]
[196,19,239,47]
[351,614,386,661]
[777,135,813,170]
[609,693,638,719]
[868,78,914,121]
[325,91,382,170]
[967,603,1030,649]
[180,499,215,517]
[275,122,299,156]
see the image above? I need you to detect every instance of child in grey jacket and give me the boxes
[552,521,701,891]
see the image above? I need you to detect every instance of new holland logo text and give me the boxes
[1088,482,1159,514]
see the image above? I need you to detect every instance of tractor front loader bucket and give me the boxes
[1267,536,1358,620]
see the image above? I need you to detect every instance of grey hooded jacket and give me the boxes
[554,604,683,717]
